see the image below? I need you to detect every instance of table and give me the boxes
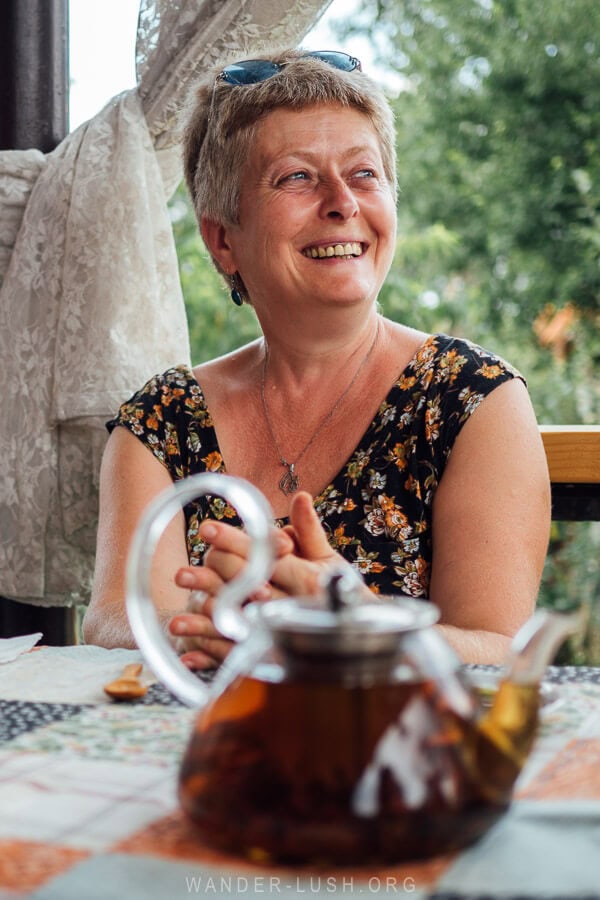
[1,645,600,899]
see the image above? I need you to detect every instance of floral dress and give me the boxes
[107,333,523,598]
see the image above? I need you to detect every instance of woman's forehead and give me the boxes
[248,104,383,165]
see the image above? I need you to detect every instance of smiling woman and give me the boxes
[83,48,551,669]
[200,104,397,323]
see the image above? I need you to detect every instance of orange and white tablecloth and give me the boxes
[1,646,600,899]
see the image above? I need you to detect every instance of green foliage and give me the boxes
[338,0,600,424]
[386,0,600,294]
[169,185,261,363]
[169,0,600,660]
[539,521,600,665]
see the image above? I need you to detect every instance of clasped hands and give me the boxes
[168,491,354,670]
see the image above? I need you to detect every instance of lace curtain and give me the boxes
[0,0,332,607]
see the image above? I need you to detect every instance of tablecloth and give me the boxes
[1,647,599,899]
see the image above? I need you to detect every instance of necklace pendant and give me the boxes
[279,462,299,495]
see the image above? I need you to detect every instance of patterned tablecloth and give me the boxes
[1,646,600,899]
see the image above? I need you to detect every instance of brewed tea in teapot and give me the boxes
[127,474,580,864]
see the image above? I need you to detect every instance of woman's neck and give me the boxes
[258,306,382,392]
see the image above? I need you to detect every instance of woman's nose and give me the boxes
[319,178,359,220]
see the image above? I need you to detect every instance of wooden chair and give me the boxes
[540,426,600,520]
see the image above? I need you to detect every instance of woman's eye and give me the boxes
[280,171,309,184]
[354,168,376,179]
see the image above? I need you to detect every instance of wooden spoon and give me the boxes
[103,663,148,701]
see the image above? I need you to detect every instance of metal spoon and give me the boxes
[103,663,148,701]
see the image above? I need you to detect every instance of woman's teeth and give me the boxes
[303,242,363,259]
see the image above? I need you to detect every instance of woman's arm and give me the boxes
[428,377,551,662]
[82,426,192,648]
[269,381,550,662]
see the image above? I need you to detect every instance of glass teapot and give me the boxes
[127,473,581,865]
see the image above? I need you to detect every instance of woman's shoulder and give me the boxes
[107,364,203,433]
[408,332,524,386]
[127,363,202,409]
[137,363,198,395]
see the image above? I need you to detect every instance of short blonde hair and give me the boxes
[182,48,397,233]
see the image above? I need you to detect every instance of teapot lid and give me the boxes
[257,570,439,658]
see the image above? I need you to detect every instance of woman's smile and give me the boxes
[302,241,364,259]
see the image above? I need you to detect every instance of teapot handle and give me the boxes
[126,473,275,707]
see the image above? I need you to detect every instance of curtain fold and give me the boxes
[0,0,332,607]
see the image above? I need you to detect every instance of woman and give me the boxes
[83,49,550,665]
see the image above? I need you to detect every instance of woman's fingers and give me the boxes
[288,492,337,561]
[175,565,224,596]
[180,649,222,671]
[170,611,221,640]
[196,519,294,589]
[198,520,294,559]
[198,520,253,558]
[203,546,246,583]
[170,516,307,670]
[270,554,323,597]
[272,496,364,597]
[169,612,234,666]
[179,634,233,661]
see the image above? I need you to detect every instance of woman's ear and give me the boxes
[200,217,236,274]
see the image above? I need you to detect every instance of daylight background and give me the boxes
[69,0,599,663]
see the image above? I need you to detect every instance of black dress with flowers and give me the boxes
[107,333,523,598]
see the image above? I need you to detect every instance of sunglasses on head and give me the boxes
[216,51,362,86]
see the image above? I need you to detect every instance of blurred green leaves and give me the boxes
[169,186,260,363]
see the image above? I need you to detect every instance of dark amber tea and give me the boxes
[127,476,575,867]
[179,660,538,864]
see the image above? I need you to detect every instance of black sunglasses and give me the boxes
[216,51,362,86]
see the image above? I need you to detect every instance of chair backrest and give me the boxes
[539,426,600,520]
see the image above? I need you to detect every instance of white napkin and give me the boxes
[0,644,149,704]
[0,632,43,663]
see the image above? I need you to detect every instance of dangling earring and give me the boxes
[230,273,244,306]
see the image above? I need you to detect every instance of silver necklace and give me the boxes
[260,321,380,495]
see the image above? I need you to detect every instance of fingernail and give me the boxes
[181,653,213,671]
[177,571,195,587]
[199,522,218,539]
[171,620,187,634]
[180,655,197,669]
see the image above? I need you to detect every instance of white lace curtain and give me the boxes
[0,0,332,607]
